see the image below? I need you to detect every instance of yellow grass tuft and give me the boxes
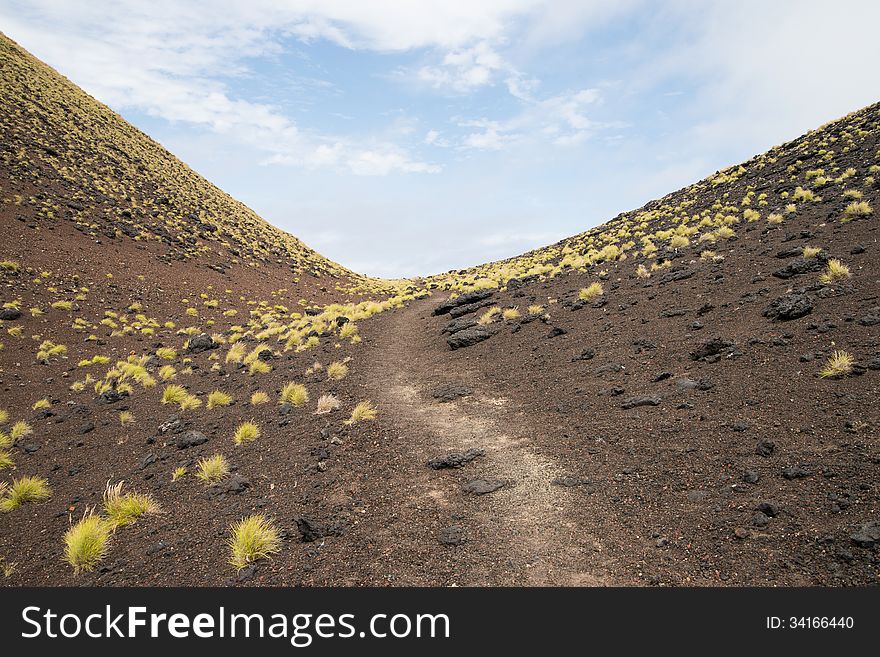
[172,466,187,482]
[161,384,188,405]
[326,361,349,381]
[345,400,378,425]
[64,511,112,573]
[233,421,261,445]
[578,282,604,301]
[250,391,269,405]
[10,421,31,441]
[279,382,309,406]
[119,411,135,426]
[155,347,177,360]
[227,514,282,570]
[195,454,230,484]
[103,481,160,528]
[477,307,500,325]
[819,350,855,379]
[842,200,872,221]
[0,475,51,512]
[502,307,521,321]
[819,259,851,284]
[207,390,233,409]
[802,245,821,258]
[32,398,51,411]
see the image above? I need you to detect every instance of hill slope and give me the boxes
[1,34,879,586]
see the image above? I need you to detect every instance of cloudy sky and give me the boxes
[2,1,879,277]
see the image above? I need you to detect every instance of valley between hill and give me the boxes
[1,33,878,586]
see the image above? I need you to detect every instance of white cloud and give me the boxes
[456,86,607,151]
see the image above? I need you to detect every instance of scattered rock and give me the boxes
[211,473,250,495]
[186,333,216,354]
[571,348,595,361]
[433,290,494,316]
[850,521,880,548]
[763,293,813,321]
[690,337,737,362]
[428,448,485,469]
[621,396,661,409]
[743,470,760,484]
[546,326,567,338]
[295,516,323,542]
[176,430,208,449]
[756,440,775,457]
[756,502,779,517]
[442,316,476,335]
[462,479,506,495]
[0,308,21,321]
[447,326,492,350]
[782,465,811,480]
[438,525,467,546]
[431,383,473,402]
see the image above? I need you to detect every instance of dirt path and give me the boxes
[362,297,614,586]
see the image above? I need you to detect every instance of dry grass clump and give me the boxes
[172,466,187,482]
[207,390,233,409]
[767,213,784,224]
[103,481,160,528]
[315,394,341,415]
[345,400,377,425]
[527,304,544,315]
[0,475,51,512]
[32,398,51,411]
[161,384,188,405]
[802,245,822,258]
[635,264,651,279]
[669,234,690,248]
[250,391,269,405]
[819,259,851,284]
[155,347,177,360]
[64,511,112,573]
[119,410,135,426]
[233,421,261,445]
[0,450,13,471]
[195,454,230,483]
[226,341,247,364]
[502,307,521,321]
[279,382,309,406]
[477,307,500,325]
[9,421,32,441]
[227,514,281,570]
[248,360,272,375]
[578,282,604,301]
[326,361,349,380]
[842,200,872,221]
[819,350,855,379]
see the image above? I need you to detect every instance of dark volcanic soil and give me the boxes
[1,33,879,586]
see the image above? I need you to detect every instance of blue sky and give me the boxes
[2,1,879,277]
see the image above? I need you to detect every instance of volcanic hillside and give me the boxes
[1,33,879,586]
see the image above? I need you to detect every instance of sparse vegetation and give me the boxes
[819,350,855,379]
[0,475,51,512]
[103,481,160,527]
[502,307,521,320]
[250,391,270,405]
[578,282,604,301]
[345,400,377,425]
[195,454,230,484]
[207,390,233,409]
[326,361,349,380]
[279,382,309,406]
[841,200,872,221]
[315,394,341,415]
[233,421,261,445]
[227,514,282,570]
[819,259,851,284]
[64,511,112,573]
[477,307,500,325]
